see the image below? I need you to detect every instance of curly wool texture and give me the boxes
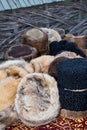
[24,55,55,73]
[49,40,86,57]
[41,28,61,43]
[56,58,87,111]
[15,73,60,127]
[59,88,87,111]
[48,57,68,79]
[57,58,87,90]
[48,51,82,79]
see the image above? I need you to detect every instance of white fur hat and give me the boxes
[15,73,60,127]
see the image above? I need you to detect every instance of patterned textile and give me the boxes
[6,116,87,130]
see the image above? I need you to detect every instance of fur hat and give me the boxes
[0,60,28,79]
[22,28,49,55]
[57,58,87,111]
[41,28,61,43]
[4,45,37,61]
[24,55,55,73]
[56,51,82,59]
[0,105,18,130]
[0,77,19,129]
[54,28,65,39]
[0,60,28,129]
[64,34,87,57]
[49,40,86,57]
[48,57,68,79]
[15,73,60,127]
[64,34,87,49]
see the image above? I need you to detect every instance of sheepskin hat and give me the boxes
[24,55,55,73]
[49,40,86,57]
[22,28,49,55]
[0,60,28,129]
[54,28,65,39]
[4,45,37,61]
[48,51,83,80]
[15,73,60,127]
[48,56,68,79]
[57,58,87,111]
[0,77,19,129]
[64,34,87,49]
[56,51,82,59]
[41,28,61,43]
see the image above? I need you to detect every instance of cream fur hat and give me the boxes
[41,28,61,43]
[24,55,55,73]
[15,73,60,127]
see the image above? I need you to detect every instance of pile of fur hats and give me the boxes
[0,56,60,129]
[1,27,87,130]
[63,34,87,57]
[22,27,62,56]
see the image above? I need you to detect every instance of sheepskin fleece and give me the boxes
[0,60,28,81]
[0,59,27,70]
[0,105,17,130]
[56,51,82,59]
[48,57,68,79]
[60,109,87,119]
[41,28,61,43]
[0,60,28,129]
[49,40,86,57]
[15,73,60,127]
[25,55,55,73]
[0,77,20,111]
[0,70,7,80]
[64,34,87,49]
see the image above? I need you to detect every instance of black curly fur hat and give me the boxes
[49,40,86,57]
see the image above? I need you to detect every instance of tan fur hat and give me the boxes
[15,73,60,127]
[0,60,28,129]
[24,55,55,73]
[56,51,82,59]
[64,34,87,50]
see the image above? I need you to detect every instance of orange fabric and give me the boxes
[6,116,87,130]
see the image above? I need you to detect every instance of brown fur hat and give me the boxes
[64,34,87,51]
[25,55,55,73]
[22,28,49,55]
[15,73,60,127]
[48,51,82,79]
[48,57,68,79]
[4,45,37,61]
